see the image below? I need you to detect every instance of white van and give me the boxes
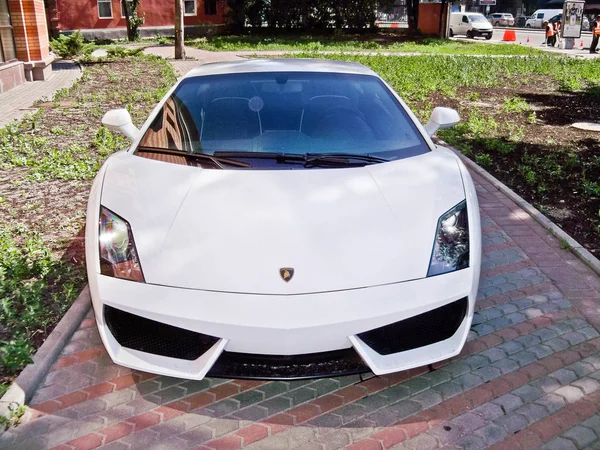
[525,9,562,28]
[449,12,494,39]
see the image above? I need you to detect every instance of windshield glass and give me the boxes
[469,14,487,23]
[137,71,429,168]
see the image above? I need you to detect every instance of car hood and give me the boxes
[100,150,465,294]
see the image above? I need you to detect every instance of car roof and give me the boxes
[184,59,378,79]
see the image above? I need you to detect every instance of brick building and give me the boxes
[46,0,227,40]
[0,0,53,93]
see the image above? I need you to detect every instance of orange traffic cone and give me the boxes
[580,40,584,47]
[502,29,517,42]
[526,36,530,43]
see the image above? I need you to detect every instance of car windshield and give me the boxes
[469,14,487,23]
[137,71,429,169]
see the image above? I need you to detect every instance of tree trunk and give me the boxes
[122,0,133,41]
[407,0,419,33]
[174,0,185,59]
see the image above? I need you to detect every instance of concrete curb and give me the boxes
[0,286,91,416]
[437,138,600,277]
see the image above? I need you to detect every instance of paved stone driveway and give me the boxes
[1,169,600,450]
[0,61,82,128]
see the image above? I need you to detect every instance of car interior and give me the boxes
[137,72,427,166]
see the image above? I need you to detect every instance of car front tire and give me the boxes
[466,30,473,38]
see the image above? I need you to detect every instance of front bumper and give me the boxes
[90,269,478,380]
[473,29,493,37]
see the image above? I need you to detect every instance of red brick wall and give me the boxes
[8,0,50,62]
[418,3,448,36]
[54,0,226,31]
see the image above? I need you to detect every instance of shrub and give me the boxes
[50,31,94,59]
[106,46,144,58]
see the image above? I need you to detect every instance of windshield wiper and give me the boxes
[213,151,389,167]
[136,146,251,168]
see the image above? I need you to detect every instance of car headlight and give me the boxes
[427,201,469,277]
[99,206,144,282]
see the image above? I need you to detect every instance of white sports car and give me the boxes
[86,59,481,380]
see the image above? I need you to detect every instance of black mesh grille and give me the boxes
[357,297,468,355]
[208,348,368,380]
[104,305,219,361]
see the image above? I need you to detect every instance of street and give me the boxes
[454,27,595,52]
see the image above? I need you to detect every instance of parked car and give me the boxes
[549,13,590,31]
[87,59,481,380]
[450,12,494,39]
[525,9,562,28]
[515,15,528,27]
[487,13,515,27]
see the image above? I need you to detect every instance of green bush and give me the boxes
[106,46,145,58]
[50,31,94,59]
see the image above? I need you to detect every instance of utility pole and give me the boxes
[174,0,185,59]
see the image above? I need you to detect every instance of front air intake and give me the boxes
[357,297,468,355]
[104,305,219,360]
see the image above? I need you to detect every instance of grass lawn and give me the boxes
[186,35,545,55]
[290,52,600,255]
[0,51,176,397]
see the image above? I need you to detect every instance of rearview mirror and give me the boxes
[101,109,139,142]
[424,107,460,136]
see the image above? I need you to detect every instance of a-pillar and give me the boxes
[7,0,53,81]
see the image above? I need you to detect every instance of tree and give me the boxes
[121,0,144,41]
[226,0,246,33]
[175,0,185,59]
[406,0,419,33]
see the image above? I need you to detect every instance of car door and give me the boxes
[536,13,544,27]
[461,15,469,34]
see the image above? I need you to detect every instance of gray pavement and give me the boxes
[455,28,596,57]
[0,61,82,129]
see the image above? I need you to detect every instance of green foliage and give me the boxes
[106,46,145,58]
[0,403,27,431]
[527,112,537,124]
[288,54,600,101]
[582,180,600,197]
[502,96,530,113]
[560,239,571,249]
[0,337,34,374]
[188,35,544,55]
[0,227,85,381]
[50,31,94,59]
[475,153,492,168]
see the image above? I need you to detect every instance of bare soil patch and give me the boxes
[433,80,600,255]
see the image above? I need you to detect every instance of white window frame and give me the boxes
[184,0,196,16]
[121,0,134,18]
[98,0,113,19]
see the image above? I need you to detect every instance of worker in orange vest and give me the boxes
[591,15,600,54]
[544,20,556,47]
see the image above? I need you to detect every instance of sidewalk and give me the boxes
[143,46,242,76]
[0,61,82,129]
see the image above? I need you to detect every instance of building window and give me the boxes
[204,0,217,15]
[184,0,196,16]
[121,0,134,18]
[0,0,17,63]
[98,0,113,19]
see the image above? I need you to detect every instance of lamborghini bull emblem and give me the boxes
[280,267,294,283]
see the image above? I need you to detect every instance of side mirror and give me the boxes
[101,109,139,142]
[424,107,460,136]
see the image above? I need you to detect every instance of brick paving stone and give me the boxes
[0,61,82,128]
[563,425,598,448]
[544,436,580,450]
